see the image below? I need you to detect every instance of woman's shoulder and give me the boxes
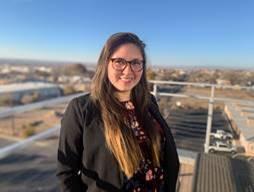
[63,93,100,125]
[72,92,91,105]
[68,92,96,111]
[68,93,99,117]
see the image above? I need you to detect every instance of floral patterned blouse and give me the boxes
[121,101,166,192]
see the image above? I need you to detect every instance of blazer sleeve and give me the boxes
[56,98,87,191]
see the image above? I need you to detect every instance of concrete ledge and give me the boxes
[178,148,198,165]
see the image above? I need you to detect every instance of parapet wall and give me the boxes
[224,103,254,155]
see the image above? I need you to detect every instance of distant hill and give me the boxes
[0,58,96,70]
[62,63,88,76]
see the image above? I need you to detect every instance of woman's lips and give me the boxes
[120,77,133,83]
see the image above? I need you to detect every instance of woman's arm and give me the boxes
[56,98,87,191]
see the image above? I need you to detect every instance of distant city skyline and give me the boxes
[1,0,254,69]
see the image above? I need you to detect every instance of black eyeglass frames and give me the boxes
[110,57,143,72]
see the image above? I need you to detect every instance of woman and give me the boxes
[57,32,179,192]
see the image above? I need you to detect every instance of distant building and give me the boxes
[216,79,231,86]
[35,66,52,73]
[0,65,30,74]
[57,75,91,84]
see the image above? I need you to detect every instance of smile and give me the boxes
[120,77,133,82]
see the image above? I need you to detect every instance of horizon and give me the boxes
[1,0,254,69]
[1,57,254,71]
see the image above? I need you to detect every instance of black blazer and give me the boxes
[57,94,179,192]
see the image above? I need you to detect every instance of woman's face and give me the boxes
[107,43,143,101]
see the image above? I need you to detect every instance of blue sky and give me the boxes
[0,0,254,68]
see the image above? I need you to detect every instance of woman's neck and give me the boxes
[115,91,131,102]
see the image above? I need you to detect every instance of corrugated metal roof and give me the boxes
[0,82,60,94]
[192,153,254,192]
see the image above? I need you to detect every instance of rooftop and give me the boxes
[0,82,60,94]
[0,137,59,192]
[225,102,254,141]
[192,153,254,192]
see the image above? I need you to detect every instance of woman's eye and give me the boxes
[116,59,125,65]
[132,60,141,65]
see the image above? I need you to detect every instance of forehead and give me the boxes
[111,43,143,59]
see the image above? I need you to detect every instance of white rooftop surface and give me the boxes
[226,102,254,141]
[0,82,60,94]
[241,108,254,113]
[238,102,254,108]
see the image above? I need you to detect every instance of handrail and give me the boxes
[150,80,253,154]
[0,80,253,159]
[0,125,60,159]
[149,80,254,90]
[0,93,85,119]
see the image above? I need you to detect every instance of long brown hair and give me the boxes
[91,32,161,178]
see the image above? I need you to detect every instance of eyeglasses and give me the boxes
[110,57,143,72]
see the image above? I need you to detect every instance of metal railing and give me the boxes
[0,125,60,159]
[150,80,254,154]
[0,80,253,160]
[0,93,85,119]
